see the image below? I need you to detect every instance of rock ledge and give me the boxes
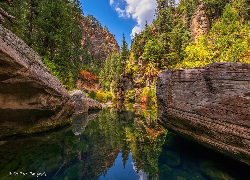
[157,62,250,165]
[0,24,74,135]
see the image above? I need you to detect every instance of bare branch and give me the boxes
[0,0,15,23]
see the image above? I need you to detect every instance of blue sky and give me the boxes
[80,0,180,48]
[79,0,158,48]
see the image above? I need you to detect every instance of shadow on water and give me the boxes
[0,107,249,180]
[158,132,250,180]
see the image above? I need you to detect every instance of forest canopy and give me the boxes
[1,0,84,89]
[1,0,250,97]
[99,0,250,105]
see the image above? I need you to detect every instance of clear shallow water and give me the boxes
[0,108,249,180]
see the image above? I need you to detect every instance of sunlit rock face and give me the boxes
[157,62,250,165]
[190,3,210,43]
[80,16,119,63]
[0,24,74,133]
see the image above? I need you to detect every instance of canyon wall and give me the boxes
[80,16,119,63]
[0,24,74,136]
[157,62,250,165]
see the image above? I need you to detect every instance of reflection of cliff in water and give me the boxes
[0,108,166,180]
[158,132,250,180]
[0,110,119,180]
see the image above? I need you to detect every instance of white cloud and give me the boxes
[111,0,157,38]
[110,0,114,5]
[115,7,127,18]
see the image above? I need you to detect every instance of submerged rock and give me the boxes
[200,160,235,180]
[0,24,74,135]
[164,150,181,167]
[157,62,250,165]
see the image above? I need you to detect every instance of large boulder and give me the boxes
[69,90,89,113]
[0,24,74,134]
[69,90,106,114]
[157,62,250,165]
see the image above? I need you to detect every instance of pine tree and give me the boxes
[120,33,129,71]
[155,0,175,34]
[33,0,83,88]
[154,0,175,64]
[184,0,199,28]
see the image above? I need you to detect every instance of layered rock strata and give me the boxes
[0,24,74,133]
[157,62,250,165]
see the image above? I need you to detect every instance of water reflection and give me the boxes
[0,108,249,180]
[99,153,148,180]
[72,111,102,135]
[158,132,250,180]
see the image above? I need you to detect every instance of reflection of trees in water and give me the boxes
[102,108,167,180]
[0,108,166,180]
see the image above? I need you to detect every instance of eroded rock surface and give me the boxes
[0,24,74,133]
[69,90,106,114]
[190,3,210,43]
[157,62,250,165]
[80,16,119,63]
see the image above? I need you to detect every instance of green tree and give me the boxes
[203,0,230,20]
[183,0,199,28]
[155,0,175,34]
[120,33,129,71]
[154,0,175,62]
[26,0,39,47]
[0,0,28,40]
[33,0,83,89]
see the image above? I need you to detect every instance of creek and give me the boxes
[0,108,249,180]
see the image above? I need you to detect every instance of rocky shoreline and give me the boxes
[157,62,250,165]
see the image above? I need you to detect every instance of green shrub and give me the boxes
[140,85,157,108]
[104,91,113,102]
[89,91,96,99]
[125,90,136,103]
[149,85,157,107]
[41,57,60,79]
[96,91,105,102]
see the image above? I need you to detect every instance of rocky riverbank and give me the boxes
[157,62,250,165]
[0,24,75,137]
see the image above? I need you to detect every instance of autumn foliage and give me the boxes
[80,70,98,82]
[146,126,165,141]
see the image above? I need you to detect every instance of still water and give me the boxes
[0,108,249,180]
